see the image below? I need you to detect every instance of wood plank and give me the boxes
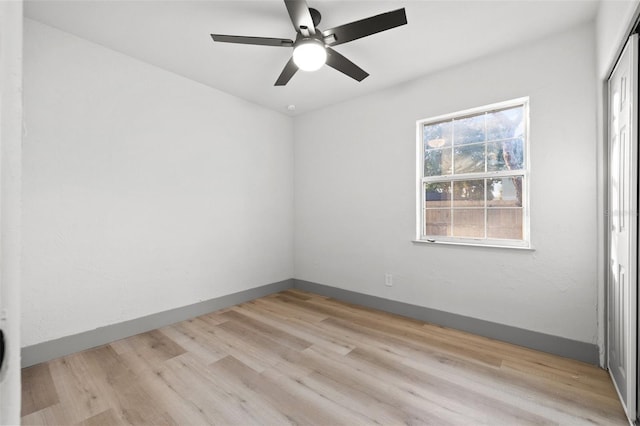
[178,317,273,373]
[46,352,113,424]
[215,319,313,379]
[126,330,186,363]
[346,346,554,425]
[76,408,123,426]
[231,302,356,355]
[21,363,59,416]
[158,353,262,425]
[21,403,74,426]
[219,309,313,351]
[299,344,473,424]
[158,324,226,365]
[131,361,217,425]
[205,355,295,425]
[80,345,177,425]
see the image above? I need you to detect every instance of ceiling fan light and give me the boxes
[293,39,327,72]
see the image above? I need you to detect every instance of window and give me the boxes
[416,98,530,248]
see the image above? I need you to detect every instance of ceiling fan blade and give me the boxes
[211,34,294,47]
[322,8,407,47]
[284,0,316,35]
[275,57,298,86]
[325,48,369,82]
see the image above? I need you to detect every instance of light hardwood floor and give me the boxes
[22,289,628,425]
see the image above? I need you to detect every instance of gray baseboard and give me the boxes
[22,277,598,368]
[293,279,599,365]
[21,279,293,368]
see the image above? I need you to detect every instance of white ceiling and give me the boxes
[25,0,599,115]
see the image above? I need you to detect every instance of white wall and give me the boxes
[22,19,294,347]
[294,24,598,343]
[596,0,639,78]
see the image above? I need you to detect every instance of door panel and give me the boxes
[608,33,638,421]
[0,2,23,424]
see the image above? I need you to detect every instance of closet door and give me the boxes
[608,33,638,420]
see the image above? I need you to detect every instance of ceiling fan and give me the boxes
[210,0,407,86]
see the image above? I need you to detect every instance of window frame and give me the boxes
[415,97,531,249]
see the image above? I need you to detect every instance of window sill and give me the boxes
[412,239,535,251]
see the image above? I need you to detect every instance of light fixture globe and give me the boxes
[292,39,327,72]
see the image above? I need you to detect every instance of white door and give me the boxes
[608,33,638,421]
[0,1,23,424]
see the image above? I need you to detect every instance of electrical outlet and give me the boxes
[385,273,393,287]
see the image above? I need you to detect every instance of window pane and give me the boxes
[454,114,485,145]
[424,121,452,149]
[487,208,523,239]
[487,138,524,172]
[453,209,484,238]
[502,137,524,170]
[424,209,451,236]
[454,144,485,174]
[486,142,505,171]
[486,106,524,141]
[453,179,485,207]
[488,177,523,207]
[425,182,451,208]
[424,148,452,176]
